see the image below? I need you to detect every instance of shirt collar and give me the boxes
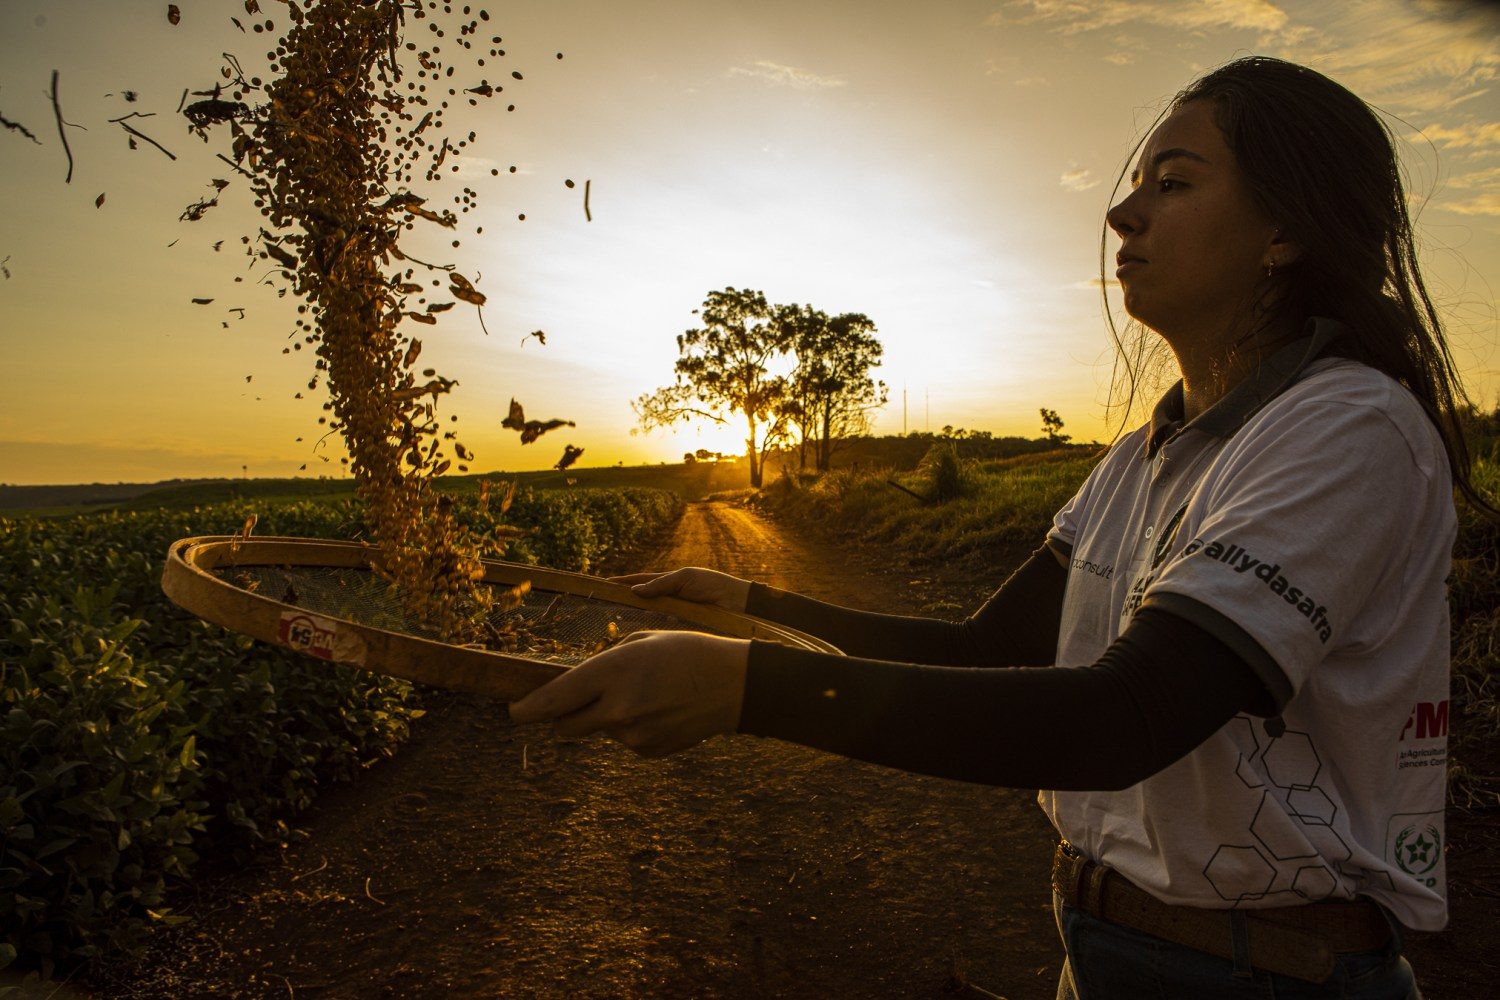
[1143,316,1350,459]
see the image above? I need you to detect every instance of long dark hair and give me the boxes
[1101,55,1494,515]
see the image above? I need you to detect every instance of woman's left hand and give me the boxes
[507,631,751,757]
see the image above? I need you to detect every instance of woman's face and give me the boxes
[1106,99,1283,347]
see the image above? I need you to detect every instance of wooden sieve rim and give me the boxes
[160,535,842,700]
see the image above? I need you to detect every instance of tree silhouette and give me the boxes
[1040,407,1071,444]
[784,308,887,471]
[633,288,794,488]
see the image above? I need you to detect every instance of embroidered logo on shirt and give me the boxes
[1152,504,1189,568]
[1385,811,1445,889]
[1182,538,1333,644]
[1119,502,1192,623]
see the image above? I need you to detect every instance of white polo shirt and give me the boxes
[1043,320,1455,931]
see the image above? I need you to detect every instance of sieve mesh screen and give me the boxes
[213,564,729,666]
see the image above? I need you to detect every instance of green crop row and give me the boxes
[0,487,681,973]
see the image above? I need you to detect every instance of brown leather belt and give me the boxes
[1051,841,1392,983]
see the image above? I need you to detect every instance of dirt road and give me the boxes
[108,502,1062,999]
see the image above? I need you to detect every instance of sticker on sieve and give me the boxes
[277,610,367,666]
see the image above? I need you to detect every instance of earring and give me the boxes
[1265,259,1277,279]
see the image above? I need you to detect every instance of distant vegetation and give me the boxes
[1,433,1079,517]
[0,462,754,516]
[634,287,888,487]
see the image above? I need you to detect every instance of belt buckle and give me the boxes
[1052,841,1090,910]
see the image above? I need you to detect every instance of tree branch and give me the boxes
[632,386,726,431]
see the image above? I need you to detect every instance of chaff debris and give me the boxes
[501,399,574,444]
[1,109,40,144]
[50,71,79,183]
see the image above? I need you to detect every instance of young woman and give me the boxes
[509,57,1484,998]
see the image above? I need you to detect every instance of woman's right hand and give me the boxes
[609,567,752,613]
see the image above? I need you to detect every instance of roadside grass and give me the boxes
[764,447,1098,565]
[1449,457,1500,811]
[763,446,1500,815]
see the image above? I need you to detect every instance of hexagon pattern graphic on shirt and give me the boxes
[1202,723,1358,904]
[1234,754,1265,789]
[1291,864,1338,898]
[1262,731,1321,790]
[1228,717,1265,790]
[1204,845,1277,901]
[1287,787,1337,826]
[1250,791,1319,861]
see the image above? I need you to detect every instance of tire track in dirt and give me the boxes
[111,502,1062,1000]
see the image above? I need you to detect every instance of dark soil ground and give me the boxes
[85,501,1498,998]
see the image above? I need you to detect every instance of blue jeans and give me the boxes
[1053,894,1421,999]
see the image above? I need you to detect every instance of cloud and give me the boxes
[1446,165,1500,188]
[1421,121,1500,152]
[991,0,1288,36]
[1266,3,1500,115]
[991,0,1500,116]
[1061,165,1100,191]
[1014,75,1049,87]
[1434,164,1500,216]
[1439,192,1500,216]
[728,61,847,90]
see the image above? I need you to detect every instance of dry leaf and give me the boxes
[501,398,575,444]
[192,297,214,305]
[167,5,181,26]
[94,192,105,208]
[391,378,456,402]
[264,242,297,268]
[450,285,486,306]
[555,444,584,471]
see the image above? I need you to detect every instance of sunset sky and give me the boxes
[2,0,1498,485]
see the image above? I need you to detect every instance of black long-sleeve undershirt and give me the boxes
[744,544,1068,666]
[737,547,1277,791]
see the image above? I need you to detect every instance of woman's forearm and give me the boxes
[736,606,1270,790]
[745,544,1067,666]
